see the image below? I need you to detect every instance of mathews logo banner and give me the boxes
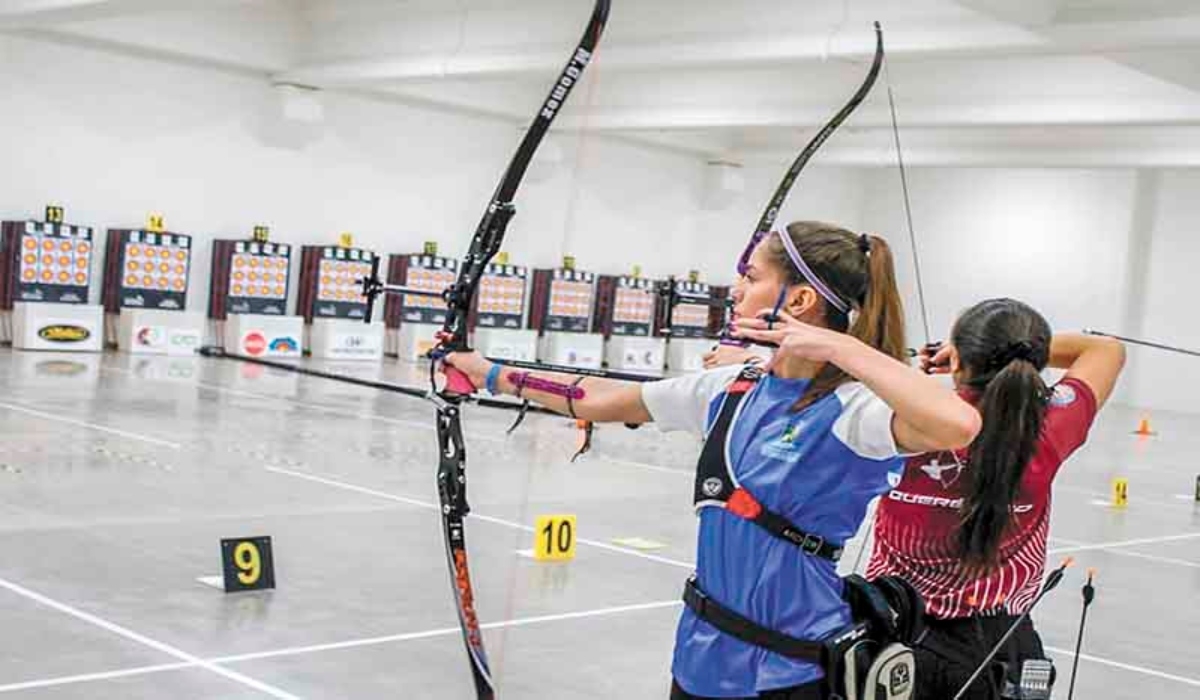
[38,325,90,343]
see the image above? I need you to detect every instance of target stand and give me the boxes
[1,216,102,352]
[595,274,664,377]
[296,245,384,361]
[102,228,203,354]
[208,237,302,359]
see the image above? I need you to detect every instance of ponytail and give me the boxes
[850,235,907,362]
[950,299,1053,570]
[957,358,1048,569]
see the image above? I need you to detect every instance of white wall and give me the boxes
[0,35,698,310]
[4,33,1197,415]
[1127,169,1200,414]
[860,165,1200,414]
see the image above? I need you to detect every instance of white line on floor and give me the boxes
[0,576,299,699]
[216,599,684,664]
[1048,530,1200,555]
[1048,536,1200,569]
[264,466,695,570]
[596,455,691,476]
[7,597,1200,694]
[0,599,682,694]
[101,364,505,444]
[0,401,181,449]
[1045,645,1200,688]
[0,662,194,693]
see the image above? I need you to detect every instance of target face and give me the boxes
[112,230,192,310]
[548,281,592,320]
[13,221,93,304]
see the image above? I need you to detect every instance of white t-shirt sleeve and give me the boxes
[832,382,903,460]
[640,365,744,437]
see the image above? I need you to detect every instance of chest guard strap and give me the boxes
[693,364,844,563]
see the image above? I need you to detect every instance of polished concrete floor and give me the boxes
[0,349,1197,699]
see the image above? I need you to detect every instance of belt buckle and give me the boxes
[800,533,824,555]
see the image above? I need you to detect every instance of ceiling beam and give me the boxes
[0,0,202,28]
[551,101,1200,132]
[277,16,1200,87]
[954,0,1068,27]
[734,144,1200,169]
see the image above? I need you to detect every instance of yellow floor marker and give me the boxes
[1111,478,1128,508]
[533,514,576,561]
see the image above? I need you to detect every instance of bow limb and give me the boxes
[713,23,885,346]
[425,3,612,698]
[752,22,885,236]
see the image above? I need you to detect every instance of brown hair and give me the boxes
[763,221,907,409]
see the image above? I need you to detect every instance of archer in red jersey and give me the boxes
[867,298,1126,699]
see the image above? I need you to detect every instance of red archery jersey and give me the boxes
[867,378,1097,618]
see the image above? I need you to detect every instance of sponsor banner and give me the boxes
[328,332,382,358]
[268,336,299,355]
[242,331,267,356]
[38,324,91,343]
[135,325,165,349]
[166,328,202,356]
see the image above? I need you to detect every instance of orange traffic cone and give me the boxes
[1134,416,1155,436]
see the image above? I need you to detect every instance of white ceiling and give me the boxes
[5,0,1200,166]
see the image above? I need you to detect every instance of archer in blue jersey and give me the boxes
[446,220,981,699]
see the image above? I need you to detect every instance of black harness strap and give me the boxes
[693,365,844,563]
[682,577,832,663]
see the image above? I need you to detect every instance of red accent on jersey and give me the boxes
[729,379,756,394]
[726,488,763,519]
[867,378,1098,619]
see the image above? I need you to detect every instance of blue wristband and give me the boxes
[485,363,503,395]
